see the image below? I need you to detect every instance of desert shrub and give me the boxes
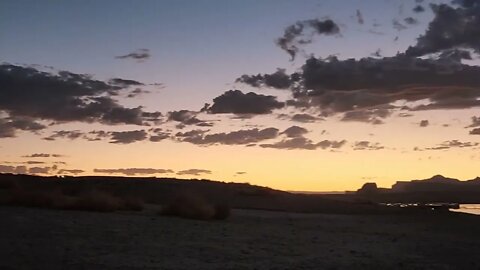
[0,180,15,189]
[120,196,144,211]
[160,192,216,220]
[65,189,122,212]
[7,188,72,209]
[212,203,231,220]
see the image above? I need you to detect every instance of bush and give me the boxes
[120,196,145,211]
[212,203,231,220]
[160,192,230,220]
[64,189,122,212]
[0,180,16,190]
[3,187,144,213]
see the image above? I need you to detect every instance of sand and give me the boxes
[0,206,479,270]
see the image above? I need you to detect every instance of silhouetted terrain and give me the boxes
[350,175,480,204]
[0,173,430,215]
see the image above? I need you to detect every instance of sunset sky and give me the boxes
[1,0,479,191]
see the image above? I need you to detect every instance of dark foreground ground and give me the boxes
[1,206,479,270]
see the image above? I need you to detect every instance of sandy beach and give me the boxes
[1,205,479,270]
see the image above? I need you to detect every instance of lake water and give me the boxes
[450,204,480,215]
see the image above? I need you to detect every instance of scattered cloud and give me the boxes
[276,18,340,60]
[110,130,148,144]
[206,90,284,115]
[406,3,480,57]
[0,64,158,126]
[281,126,308,138]
[115,49,151,61]
[419,120,430,127]
[353,141,385,150]
[93,168,174,176]
[176,169,212,176]
[176,128,279,145]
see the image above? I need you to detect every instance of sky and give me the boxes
[1,0,480,191]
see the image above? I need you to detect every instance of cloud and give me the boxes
[469,128,480,135]
[43,130,85,141]
[206,90,284,115]
[0,165,27,174]
[413,5,425,13]
[290,113,322,123]
[276,18,340,60]
[176,128,279,145]
[406,3,480,57]
[341,108,391,124]
[415,140,479,150]
[115,49,151,61]
[149,128,170,142]
[419,120,430,127]
[236,69,296,89]
[392,19,407,31]
[58,169,85,175]
[281,126,308,138]
[241,55,480,115]
[467,116,480,128]
[0,116,46,138]
[28,167,51,174]
[167,110,211,126]
[0,64,158,126]
[176,169,212,176]
[22,153,64,158]
[260,138,346,150]
[94,168,173,176]
[353,141,385,150]
[404,17,419,25]
[356,10,364,24]
[110,130,148,144]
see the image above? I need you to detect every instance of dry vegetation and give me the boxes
[160,191,230,220]
[0,184,144,212]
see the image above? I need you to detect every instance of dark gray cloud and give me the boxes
[240,55,480,116]
[260,138,346,150]
[28,167,51,174]
[341,108,391,125]
[276,19,340,60]
[281,126,308,138]
[22,153,64,158]
[406,3,480,57]
[393,19,407,30]
[167,110,212,126]
[404,17,419,25]
[467,116,480,128]
[94,168,174,176]
[0,64,158,126]
[149,128,170,142]
[413,5,426,13]
[176,169,212,176]
[115,49,151,61]
[110,130,148,144]
[470,128,480,135]
[415,140,479,150]
[43,130,85,141]
[176,128,279,145]
[0,116,46,138]
[419,120,430,127]
[236,69,296,89]
[290,113,322,123]
[0,165,27,174]
[353,141,385,150]
[57,169,85,175]
[356,10,364,24]
[206,90,284,115]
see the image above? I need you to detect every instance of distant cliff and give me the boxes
[354,175,480,203]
